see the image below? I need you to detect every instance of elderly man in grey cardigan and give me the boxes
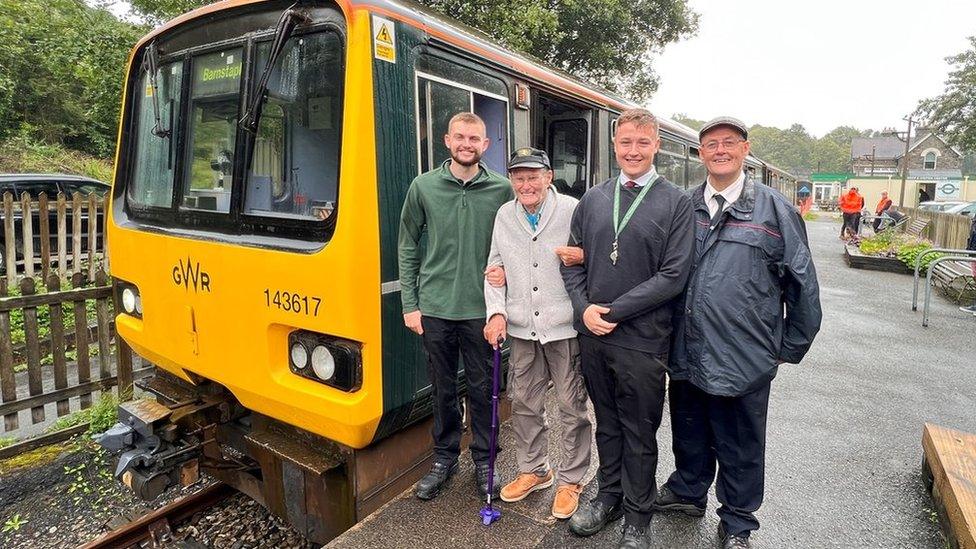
[483,147,592,520]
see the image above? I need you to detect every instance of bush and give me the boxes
[896,242,944,273]
[47,392,119,435]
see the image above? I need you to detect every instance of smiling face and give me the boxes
[510,167,552,211]
[699,126,750,183]
[444,120,490,167]
[613,121,660,180]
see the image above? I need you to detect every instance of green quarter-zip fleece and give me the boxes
[398,160,514,320]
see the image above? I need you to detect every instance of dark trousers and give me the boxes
[664,379,772,536]
[579,336,667,528]
[420,316,493,466]
[841,212,857,237]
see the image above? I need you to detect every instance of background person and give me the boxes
[873,191,893,232]
[655,117,822,549]
[838,187,862,239]
[483,147,592,520]
[561,108,694,549]
[398,112,513,501]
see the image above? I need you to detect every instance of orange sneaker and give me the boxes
[499,470,554,502]
[551,483,583,519]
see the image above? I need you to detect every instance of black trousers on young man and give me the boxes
[579,336,668,528]
[663,379,772,536]
[420,316,493,466]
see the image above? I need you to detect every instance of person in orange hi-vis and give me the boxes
[838,187,863,239]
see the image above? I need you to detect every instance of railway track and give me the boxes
[79,483,235,549]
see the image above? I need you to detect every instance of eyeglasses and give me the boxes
[702,139,744,152]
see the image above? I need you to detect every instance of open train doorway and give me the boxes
[533,94,592,200]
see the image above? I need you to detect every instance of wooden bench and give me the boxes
[930,259,976,303]
[907,218,930,238]
[922,423,976,549]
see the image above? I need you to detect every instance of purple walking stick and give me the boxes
[479,341,502,525]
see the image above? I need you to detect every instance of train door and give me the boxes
[533,93,592,200]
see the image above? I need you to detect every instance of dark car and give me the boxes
[0,174,110,275]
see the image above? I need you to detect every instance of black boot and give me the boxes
[568,499,623,537]
[652,485,706,517]
[718,523,752,549]
[476,463,501,499]
[414,461,458,500]
[618,522,650,549]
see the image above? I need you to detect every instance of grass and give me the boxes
[803,211,819,221]
[0,436,14,449]
[46,392,119,435]
[0,136,113,182]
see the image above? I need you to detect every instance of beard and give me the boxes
[450,148,482,167]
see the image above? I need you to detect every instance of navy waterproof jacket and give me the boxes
[669,176,822,397]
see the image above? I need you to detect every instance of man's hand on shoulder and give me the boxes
[555,246,584,267]
[583,304,617,336]
[403,310,423,335]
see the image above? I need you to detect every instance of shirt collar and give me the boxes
[704,170,746,206]
[617,166,658,188]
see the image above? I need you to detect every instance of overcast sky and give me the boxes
[649,0,976,137]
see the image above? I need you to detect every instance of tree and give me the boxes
[919,36,976,151]
[0,0,144,156]
[126,0,699,101]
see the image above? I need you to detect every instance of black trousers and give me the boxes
[579,336,667,528]
[420,316,493,466]
[664,379,772,536]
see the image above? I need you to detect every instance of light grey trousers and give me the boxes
[508,336,592,485]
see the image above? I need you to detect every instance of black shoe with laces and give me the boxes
[476,463,501,499]
[617,522,650,549]
[653,485,706,517]
[568,499,623,537]
[414,461,458,500]
[718,523,752,549]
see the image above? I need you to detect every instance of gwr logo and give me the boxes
[172,257,212,293]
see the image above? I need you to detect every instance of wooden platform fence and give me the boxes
[901,206,973,249]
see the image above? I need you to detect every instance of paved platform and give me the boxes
[329,217,976,548]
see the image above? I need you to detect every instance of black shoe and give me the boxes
[414,461,458,500]
[618,522,649,549]
[718,523,752,549]
[476,463,501,499]
[568,499,623,537]
[652,485,706,517]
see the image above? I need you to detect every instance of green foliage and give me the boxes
[0,436,14,449]
[0,136,113,182]
[803,212,818,221]
[920,36,976,152]
[1,514,27,533]
[0,0,145,157]
[47,392,119,435]
[127,0,699,101]
[63,444,117,507]
[896,241,943,273]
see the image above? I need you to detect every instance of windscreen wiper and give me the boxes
[239,4,309,133]
[144,42,171,139]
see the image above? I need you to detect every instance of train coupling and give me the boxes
[96,397,214,500]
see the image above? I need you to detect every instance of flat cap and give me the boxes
[699,116,748,140]
[508,147,551,171]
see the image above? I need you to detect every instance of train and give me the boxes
[98,0,796,543]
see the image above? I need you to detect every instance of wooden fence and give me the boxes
[901,207,974,249]
[0,192,147,444]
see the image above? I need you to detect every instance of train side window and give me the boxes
[416,73,510,175]
[609,116,620,179]
[129,61,183,209]
[243,31,345,221]
[180,48,243,213]
[688,156,706,187]
[13,180,60,199]
[655,138,686,187]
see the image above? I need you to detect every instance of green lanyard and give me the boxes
[610,175,659,265]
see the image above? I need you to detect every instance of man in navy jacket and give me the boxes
[654,117,822,549]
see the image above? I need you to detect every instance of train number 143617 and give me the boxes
[264,289,322,316]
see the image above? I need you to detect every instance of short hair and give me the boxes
[447,112,486,133]
[615,108,659,136]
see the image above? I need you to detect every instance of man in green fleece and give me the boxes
[398,112,514,501]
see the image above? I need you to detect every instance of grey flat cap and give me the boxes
[699,116,748,140]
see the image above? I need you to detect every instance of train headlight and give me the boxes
[290,343,309,369]
[114,280,143,319]
[121,288,137,314]
[287,331,362,392]
[310,346,335,380]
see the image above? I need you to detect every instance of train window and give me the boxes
[416,72,510,175]
[13,180,60,199]
[549,118,589,199]
[243,32,344,220]
[609,116,619,179]
[181,48,243,213]
[659,138,685,156]
[129,61,183,209]
[655,152,685,187]
[688,157,706,186]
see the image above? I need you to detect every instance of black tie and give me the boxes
[710,195,726,229]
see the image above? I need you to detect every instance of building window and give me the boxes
[923,151,937,170]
